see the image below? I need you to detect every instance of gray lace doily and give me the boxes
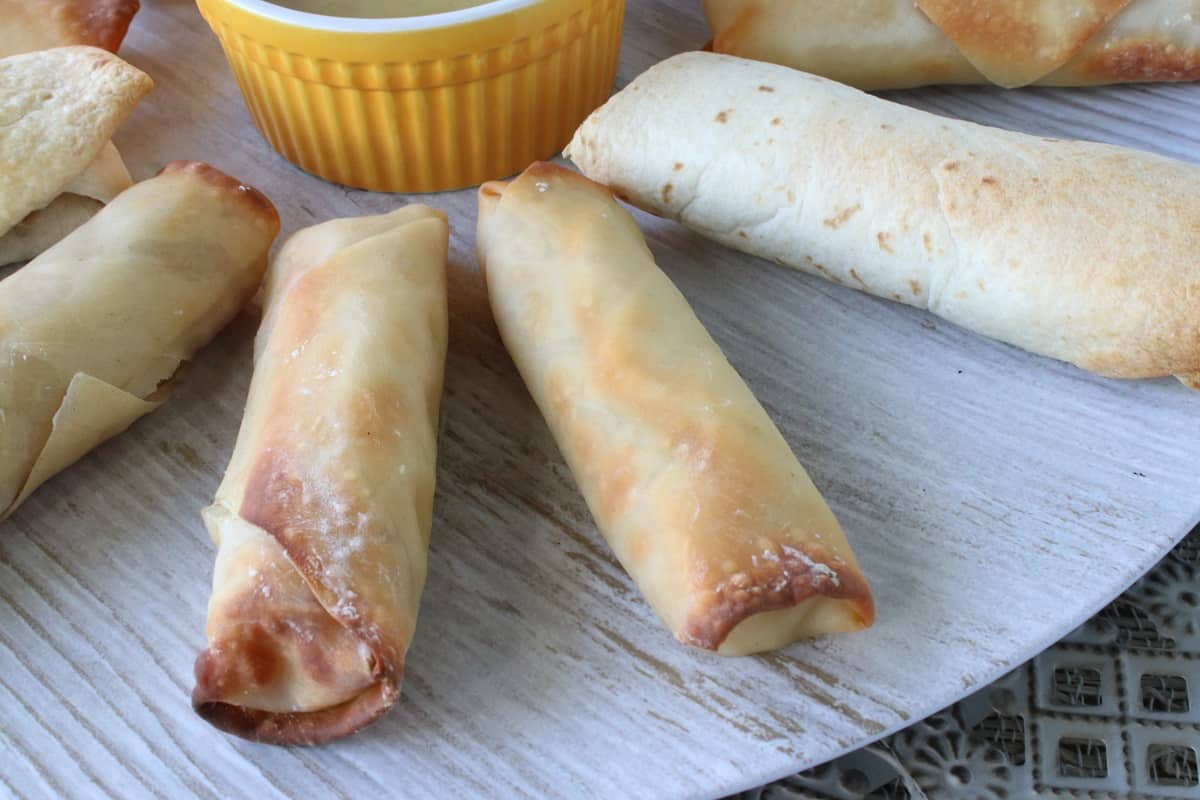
[740,523,1200,800]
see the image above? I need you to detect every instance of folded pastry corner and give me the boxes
[477,162,873,656]
[0,46,152,239]
[193,205,449,744]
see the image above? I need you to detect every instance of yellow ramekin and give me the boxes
[196,0,624,192]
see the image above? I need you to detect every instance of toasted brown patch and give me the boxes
[880,123,893,131]
[159,161,280,230]
[757,85,774,92]
[57,0,141,53]
[981,176,998,186]
[823,203,861,230]
[922,232,933,254]
[909,279,922,296]
[661,182,673,204]
[737,230,747,239]
[679,543,875,651]
[673,162,684,172]
[944,161,960,172]
[715,109,732,123]
[849,268,868,289]
[770,117,781,126]
[876,231,894,254]
[1080,39,1200,83]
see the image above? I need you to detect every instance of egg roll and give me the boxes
[476,162,874,656]
[193,206,448,745]
[0,161,278,517]
[706,0,1200,89]
[567,52,1200,386]
[0,46,151,239]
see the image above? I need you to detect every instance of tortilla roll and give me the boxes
[567,52,1200,386]
[476,162,874,656]
[0,161,278,517]
[706,0,1200,89]
[193,206,448,745]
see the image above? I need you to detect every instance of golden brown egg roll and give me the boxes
[706,0,1200,89]
[0,0,140,56]
[476,162,874,656]
[0,161,279,517]
[567,52,1200,386]
[193,205,448,745]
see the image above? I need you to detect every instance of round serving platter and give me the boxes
[2,0,1199,797]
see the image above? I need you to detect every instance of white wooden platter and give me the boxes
[2,1,1200,798]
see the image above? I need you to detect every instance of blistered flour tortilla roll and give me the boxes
[0,161,278,518]
[477,163,874,656]
[567,52,1200,388]
[193,206,448,745]
[706,0,1200,89]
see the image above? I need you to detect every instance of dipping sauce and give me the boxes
[270,0,493,17]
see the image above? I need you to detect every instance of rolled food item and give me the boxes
[0,161,279,518]
[193,205,449,745]
[0,142,133,266]
[566,52,1200,387]
[476,162,874,656]
[705,0,1200,89]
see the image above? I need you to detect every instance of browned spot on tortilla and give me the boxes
[737,230,748,239]
[715,109,732,123]
[661,182,673,204]
[876,232,895,254]
[673,162,684,172]
[823,203,861,229]
[981,176,998,187]
[909,279,922,296]
[849,268,868,289]
[1078,40,1200,83]
[757,85,775,92]
[892,292,903,301]
[770,117,781,126]
[922,232,932,254]
[880,123,893,130]
[977,279,986,292]
[786,190,796,204]
[944,161,960,172]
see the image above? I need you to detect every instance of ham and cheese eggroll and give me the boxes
[567,52,1200,388]
[706,0,1200,89]
[193,206,448,744]
[476,162,874,656]
[0,161,277,518]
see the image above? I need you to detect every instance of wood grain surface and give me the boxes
[2,1,1200,798]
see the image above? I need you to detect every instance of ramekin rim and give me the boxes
[215,0,543,33]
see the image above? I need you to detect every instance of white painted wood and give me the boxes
[2,1,1200,797]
